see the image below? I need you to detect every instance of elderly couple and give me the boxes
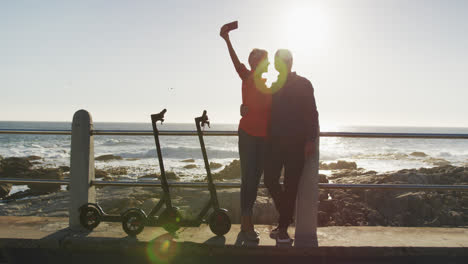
[220,23,320,243]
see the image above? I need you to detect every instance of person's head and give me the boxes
[274,49,293,74]
[248,49,269,74]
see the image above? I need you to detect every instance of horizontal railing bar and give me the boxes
[1,178,467,191]
[320,183,468,191]
[91,181,468,191]
[0,129,71,135]
[320,132,468,139]
[0,178,70,185]
[92,130,238,136]
[1,129,468,139]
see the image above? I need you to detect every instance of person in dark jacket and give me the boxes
[265,49,319,243]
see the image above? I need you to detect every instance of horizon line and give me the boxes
[1,120,468,129]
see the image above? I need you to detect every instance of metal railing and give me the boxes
[2,128,468,138]
[1,128,468,191]
[1,178,468,192]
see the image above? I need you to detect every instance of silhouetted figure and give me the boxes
[220,21,272,242]
[264,49,319,244]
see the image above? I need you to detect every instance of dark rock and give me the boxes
[319,200,336,214]
[319,174,328,183]
[410,152,427,157]
[26,168,64,193]
[59,166,70,172]
[1,157,32,178]
[317,211,330,226]
[209,162,223,169]
[2,190,35,201]
[166,171,179,180]
[95,169,108,178]
[183,164,197,169]
[26,155,42,161]
[319,190,329,201]
[367,209,385,225]
[94,169,113,183]
[105,167,128,175]
[425,157,451,166]
[213,159,240,180]
[95,155,123,161]
[447,211,464,226]
[0,184,12,199]
[320,160,357,170]
[181,159,195,163]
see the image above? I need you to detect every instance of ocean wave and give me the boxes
[98,138,138,147]
[112,147,239,160]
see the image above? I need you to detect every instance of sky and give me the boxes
[1,0,467,127]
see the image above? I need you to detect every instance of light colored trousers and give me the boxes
[294,136,320,247]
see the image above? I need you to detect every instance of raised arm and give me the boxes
[220,23,246,76]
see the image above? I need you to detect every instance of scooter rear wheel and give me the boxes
[122,211,146,236]
[208,210,231,236]
[159,207,182,234]
[79,205,101,230]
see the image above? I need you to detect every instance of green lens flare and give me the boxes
[146,234,178,263]
[271,59,288,94]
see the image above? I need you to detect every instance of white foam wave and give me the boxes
[109,147,239,160]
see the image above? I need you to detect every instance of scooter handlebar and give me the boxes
[151,109,167,124]
[195,110,210,128]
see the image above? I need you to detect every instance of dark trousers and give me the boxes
[264,140,305,228]
[238,129,266,216]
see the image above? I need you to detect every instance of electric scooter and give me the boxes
[120,109,182,235]
[79,109,181,236]
[191,110,231,236]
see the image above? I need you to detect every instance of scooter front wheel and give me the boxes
[122,211,146,236]
[159,207,182,234]
[79,205,101,230]
[208,210,231,236]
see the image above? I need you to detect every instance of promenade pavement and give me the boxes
[0,216,467,263]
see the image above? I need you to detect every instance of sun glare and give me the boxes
[283,6,331,52]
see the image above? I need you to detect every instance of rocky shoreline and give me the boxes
[1,155,467,227]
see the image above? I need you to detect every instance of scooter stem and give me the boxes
[195,110,219,209]
[151,109,172,208]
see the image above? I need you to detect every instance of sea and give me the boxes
[1,121,468,194]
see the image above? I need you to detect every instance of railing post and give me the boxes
[295,136,320,247]
[69,110,95,230]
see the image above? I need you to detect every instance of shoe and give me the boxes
[269,226,280,239]
[242,230,260,241]
[276,229,293,244]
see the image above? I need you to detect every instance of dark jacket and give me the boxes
[270,72,319,145]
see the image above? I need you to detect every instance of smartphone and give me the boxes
[225,21,238,31]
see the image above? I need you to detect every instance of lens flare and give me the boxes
[270,59,289,94]
[146,233,178,263]
[254,57,273,95]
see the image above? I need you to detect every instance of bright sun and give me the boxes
[282,6,331,52]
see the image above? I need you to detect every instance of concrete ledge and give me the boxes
[1,216,467,263]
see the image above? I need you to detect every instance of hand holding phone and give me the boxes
[220,21,238,39]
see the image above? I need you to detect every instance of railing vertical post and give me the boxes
[295,136,320,247]
[69,110,95,230]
